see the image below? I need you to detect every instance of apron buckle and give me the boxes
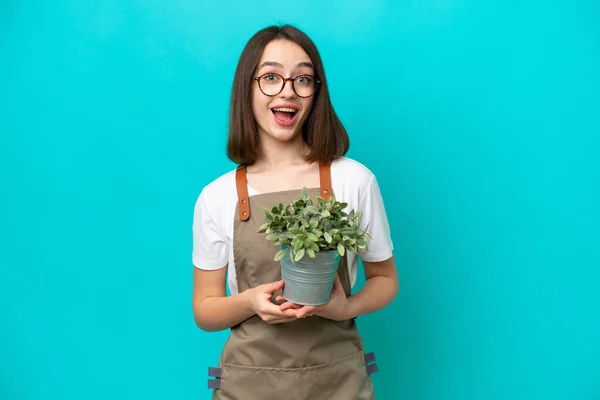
[208,366,222,389]
[365,352,379,375]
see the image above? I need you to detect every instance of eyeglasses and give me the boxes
[252,73,320,98]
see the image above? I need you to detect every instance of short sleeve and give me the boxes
[357,175,394,262]
[192,189,228,270]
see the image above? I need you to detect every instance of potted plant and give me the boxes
[258,188,372,306]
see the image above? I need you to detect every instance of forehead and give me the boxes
[258,39,312,66]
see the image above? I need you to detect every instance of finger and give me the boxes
[259,301,299,318]
[262,280,285,294]
[296,306,316,318]
[263,310,299,323]
[261,311,298,324]
[279,301,303,312]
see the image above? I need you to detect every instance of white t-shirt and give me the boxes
[192,156,394,295]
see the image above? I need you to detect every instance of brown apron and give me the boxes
[207,162,378,400]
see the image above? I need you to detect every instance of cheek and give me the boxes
[300,98,314,118]
[251,88,269,118]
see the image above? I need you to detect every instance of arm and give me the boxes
[341,174,398,318]
[192,265,302,332]
[345,255,399,318]
[192,266,253,331]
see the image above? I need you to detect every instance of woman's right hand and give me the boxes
[246,280,299,324]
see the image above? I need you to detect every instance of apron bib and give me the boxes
[209,163,377,400]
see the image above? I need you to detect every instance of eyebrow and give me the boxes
[257,61,314,71]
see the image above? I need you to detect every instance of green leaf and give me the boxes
[307,233,319,242]
[274,249,287,261]
[294,240,304,252]
[307,249,316,258]
[364,223,371,237]
[294,248,306,262]
[301,187,309,202]
[257,223,269,232]
[321,210,330,218]
[263,208,273,222]
[337,242,345,257]
[324,231,333,243]
[341,228,355,235]
[266,233,279,242]
[306,206,320,214]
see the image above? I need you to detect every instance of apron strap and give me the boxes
[319,162,333,201]
[235,162,333,221]
[236,165,250,221]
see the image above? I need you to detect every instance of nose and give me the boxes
[279,78,296,98]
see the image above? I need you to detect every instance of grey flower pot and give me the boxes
[280,248,340,306]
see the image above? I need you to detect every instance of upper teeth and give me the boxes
[273,107,296,112]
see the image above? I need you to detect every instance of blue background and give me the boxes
[1,1,599,399]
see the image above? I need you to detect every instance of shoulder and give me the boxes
[195,168,238,211]
[331,156,375,191]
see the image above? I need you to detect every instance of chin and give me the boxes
[260,124,303,142]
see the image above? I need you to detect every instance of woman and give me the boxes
[192,24,398,400]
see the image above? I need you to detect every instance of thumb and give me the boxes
[262,280,285,293]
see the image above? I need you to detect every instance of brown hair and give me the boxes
[227,24,349,166]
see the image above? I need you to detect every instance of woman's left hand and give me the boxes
[276,275,351,321]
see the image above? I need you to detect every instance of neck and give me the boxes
[253,131,311,171]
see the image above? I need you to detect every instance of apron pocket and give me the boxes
[214,350,374,400]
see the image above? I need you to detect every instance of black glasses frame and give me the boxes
[252,73,321,98]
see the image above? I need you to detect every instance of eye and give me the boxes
[296,76,313,85]
[262,74,281,83]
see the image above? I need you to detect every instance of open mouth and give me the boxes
[271,107,298,125]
